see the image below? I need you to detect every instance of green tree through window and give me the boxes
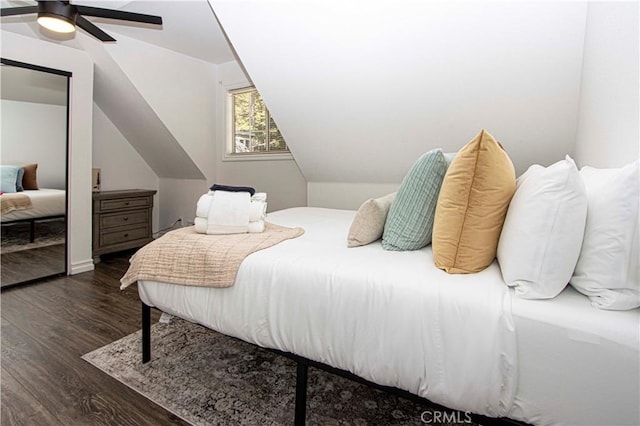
[232,88,288,154]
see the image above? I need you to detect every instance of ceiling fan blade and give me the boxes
[76,15,115,42]
[0,6,38,17]
[75,5,162,25]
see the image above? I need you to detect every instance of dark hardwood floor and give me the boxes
[1,251,189,425]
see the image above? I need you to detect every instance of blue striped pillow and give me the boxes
[382,149,448,251]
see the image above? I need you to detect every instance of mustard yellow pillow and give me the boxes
[432,130,515,274]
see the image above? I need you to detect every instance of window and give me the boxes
[229,87,289,156]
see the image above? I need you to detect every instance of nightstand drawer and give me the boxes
[99,196,151,212]
[100,210,149,229]
[100,225,150,246]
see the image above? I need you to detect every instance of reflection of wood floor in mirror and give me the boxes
[1,244,66,287]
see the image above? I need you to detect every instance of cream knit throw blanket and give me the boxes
[1,193,33,214]
[120,223,304,289]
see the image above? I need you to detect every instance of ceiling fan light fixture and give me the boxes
[37,15,75,33]
[2,1,163,42]
[36,1,77,33]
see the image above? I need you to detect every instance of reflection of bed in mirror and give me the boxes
[1,188,66,242]
[1,58,70,287]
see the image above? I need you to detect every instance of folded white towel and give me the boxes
[206,224,250,235]
[194,217,208,234]
[249,201,267,222]
[196,194,213,218]
[207,190,251,234]
[196,217,264,234]
[248,220,265,233]
[252,192,267,202]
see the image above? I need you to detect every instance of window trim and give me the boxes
[222,83,293,162]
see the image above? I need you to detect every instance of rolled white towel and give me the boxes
[196,217,264,234]
[207,224,249,235]
[251,192,267,202]
[248,220,265,233]
[249,200,267,222]
[194,217,208,234]
[207,190,251,234]
[196,193,213,218]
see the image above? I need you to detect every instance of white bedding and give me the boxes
[138,207,517,417]
[1,188,66,222]
[510,287,639,425]
[137,207,640,425]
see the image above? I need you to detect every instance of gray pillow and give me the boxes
[347,192,396,247]
[15,167,25,192]
[382,148,448,251]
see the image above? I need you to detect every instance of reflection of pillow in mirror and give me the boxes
[15,167,25,192]
[22,163,39,190]
[1,165,22,193]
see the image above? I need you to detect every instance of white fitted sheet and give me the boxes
[1,189,65,222]
[136,207,640,424]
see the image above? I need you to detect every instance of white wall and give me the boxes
[307,182,399,210]
[215,61,307,212]
[1,99,67,189]
[574,2,639,168]
[92,104,160,231]
[2,31,94,274]
[159,178,209,227]
[212,0,588,199]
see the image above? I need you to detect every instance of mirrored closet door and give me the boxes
[1,58,70,288]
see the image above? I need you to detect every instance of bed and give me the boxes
[1,188,66,242]
[132,207,640,426]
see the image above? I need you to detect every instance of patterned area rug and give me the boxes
[83,317,479,426]
[1,219,65,254]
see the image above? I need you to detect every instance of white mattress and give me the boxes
[1,189,66,222]
[136,207,640,425]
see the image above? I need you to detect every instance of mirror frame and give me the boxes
[1,57,71,287]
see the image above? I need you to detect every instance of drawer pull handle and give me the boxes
[123,217,129,221]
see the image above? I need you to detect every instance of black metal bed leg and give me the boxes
[294,359,308,426]
[29,219,35,243]
[142,302,151,363]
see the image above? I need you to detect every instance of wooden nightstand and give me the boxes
[92,189,156,263]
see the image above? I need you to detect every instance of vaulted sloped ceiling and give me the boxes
[78,34,205,179]
[211,1,589,181]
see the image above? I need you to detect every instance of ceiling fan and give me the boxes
[0,0,163,42]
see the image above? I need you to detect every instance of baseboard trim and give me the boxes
[70,259,95,275]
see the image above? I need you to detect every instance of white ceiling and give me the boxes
[0,0,235,64]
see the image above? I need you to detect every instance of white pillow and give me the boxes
[570,160,640,310]
[497,156,587,299]
[347,192,396,247]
